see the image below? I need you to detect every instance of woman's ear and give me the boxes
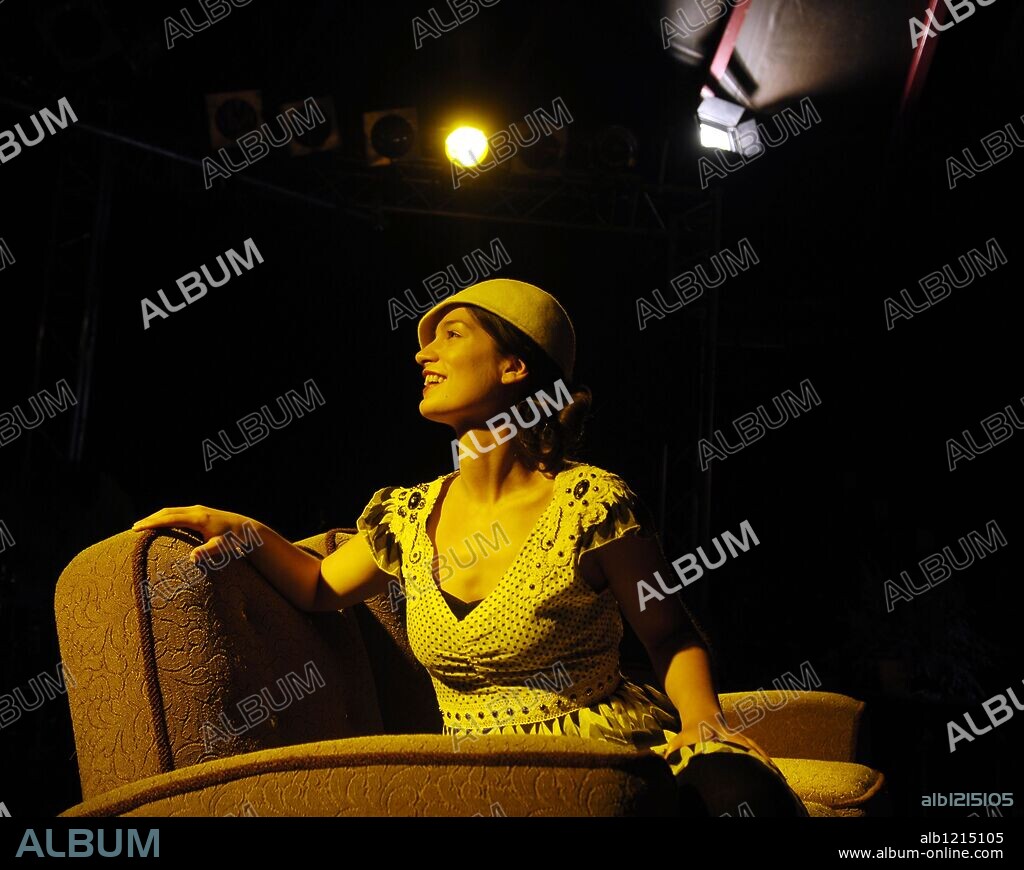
[500,356,530,385]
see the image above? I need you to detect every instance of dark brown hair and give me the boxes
[466,304,592,473]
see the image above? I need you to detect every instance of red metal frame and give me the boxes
[701,0,753,100]
[902,0,948,113]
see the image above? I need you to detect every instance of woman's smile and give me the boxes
[422,368,448,393]
[415,307,528,424]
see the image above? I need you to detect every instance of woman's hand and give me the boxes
[661,707,774,765]
[132,505,251,564]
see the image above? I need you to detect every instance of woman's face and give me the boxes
[414,306,525,430]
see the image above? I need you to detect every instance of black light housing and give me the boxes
[362,108,419,165]
[282,96,339,156]
[205,90,263,150]
[594,125,639,170]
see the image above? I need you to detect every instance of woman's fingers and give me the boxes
[190,535,225,563]
[132,506,210,533]
[728,732,773,764]
[191,534,252,566]
[674,717,773,761]
[662,727,774,769]
[748,738,773,763]
[131,508,249,570]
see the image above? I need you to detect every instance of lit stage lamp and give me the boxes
[697,96,760,157]
[445,126,489,168]
[363,108,419,166]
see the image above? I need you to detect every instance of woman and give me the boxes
[133,278,807,817]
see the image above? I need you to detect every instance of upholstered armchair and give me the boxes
[54,526,887,817]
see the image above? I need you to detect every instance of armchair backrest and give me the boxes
[55,527,397,800]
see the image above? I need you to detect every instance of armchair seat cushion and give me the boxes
[57,733,885,818]
[59,734,680,817]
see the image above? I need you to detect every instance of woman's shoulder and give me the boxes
[554,462,656,547]
[362,469,454,514]
[356,474,452,576]
[556,461,637,497]
[552,462,642,523]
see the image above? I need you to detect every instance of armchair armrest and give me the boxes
[720,690,865,763]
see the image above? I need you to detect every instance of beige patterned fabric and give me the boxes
[719,690,866,762]
[60,734,682,817]
[773,757,886,812]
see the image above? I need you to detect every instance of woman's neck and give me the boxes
[451,442,556,507]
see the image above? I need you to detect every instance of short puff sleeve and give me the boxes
[576,472,659,563]
[355,485,406,580]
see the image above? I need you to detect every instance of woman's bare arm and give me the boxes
[133,506,393,612]
[312,530,394,611]
[212,520,394,612]
[591,529,773,761]
[587,530,721,722]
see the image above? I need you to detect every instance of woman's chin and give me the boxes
[419,404,469,432]
[418,400,448,423]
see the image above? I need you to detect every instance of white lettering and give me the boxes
[38,97,79,135]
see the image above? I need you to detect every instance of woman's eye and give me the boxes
[447,329,460,338]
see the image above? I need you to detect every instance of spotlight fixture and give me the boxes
[205,90,263,150]
[282,95,340,156]
[696,96,760,157]
[37,0,121,72]
[363,108,419,166]
[594,125,639,171]
[445,126,489,168]
[512,128,567,175]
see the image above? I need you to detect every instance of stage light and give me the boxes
[363,108,419,166]
[205,91,263,150]
[445,126,489,168]
[37,0,120,72]
[699,124,732,151]
[595,125,638,170]
[372,115,413,157]
[697,96,760,157]
[513,128,567,175]
[283,96,340,156]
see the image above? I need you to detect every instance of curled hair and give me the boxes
[466,304,592,473]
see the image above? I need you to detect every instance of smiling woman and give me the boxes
[133,277,807,816]
[393,278,806,815]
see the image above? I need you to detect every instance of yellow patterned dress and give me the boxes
[356,461,802,805]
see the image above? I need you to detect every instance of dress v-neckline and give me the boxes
[420,463,578,622]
